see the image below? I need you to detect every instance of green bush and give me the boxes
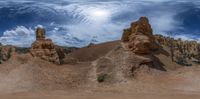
[121,29,131,42]
[176,56,192,66]
[97,74,108,83]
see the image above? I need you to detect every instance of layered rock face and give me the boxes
[120,17,165,74]
[92,17,166,83]
[30,28,61,64]
[0,45,15,62]
[156,35,198,56]
[122,17,159,54]
[155,34,199,63]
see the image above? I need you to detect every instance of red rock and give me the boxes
[0,46,15,62]
[36,27,45,40]
[30,28,61,64]
[122,17,159,54]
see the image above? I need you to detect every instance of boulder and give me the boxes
[0,46,15,62]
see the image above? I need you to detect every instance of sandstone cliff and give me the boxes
[122,17,159,54]
[92,17,166,83]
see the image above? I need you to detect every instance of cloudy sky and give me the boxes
[0,0,200,47]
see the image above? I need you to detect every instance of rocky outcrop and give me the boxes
[92,17,166,83]
[121,17,165,73]
[30,27,62,64]
[155,35,199,55]
[122,17,159,54]
[155,34,199,65]
[0,45,15,62]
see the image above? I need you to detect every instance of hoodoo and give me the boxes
[30,27,61,64]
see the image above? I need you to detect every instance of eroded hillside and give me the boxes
[0,17,199,99]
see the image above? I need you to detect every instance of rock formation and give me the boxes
[155,35,199,55]
[155,34,199,65]
[120,17,166,73]
[122,17,159,54]
[92,17,166,83]
[30,27,61,64]
[0,45,15,62]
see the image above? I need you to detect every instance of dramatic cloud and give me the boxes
[0,0,199,47]
[0,26,35,47]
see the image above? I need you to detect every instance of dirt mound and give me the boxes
[66,41,120,62]
[92,45,165,84]
[0,53,92,94]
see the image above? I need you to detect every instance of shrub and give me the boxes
[97,74,108,83]
[176,56,192,66]
[121,29,131,42]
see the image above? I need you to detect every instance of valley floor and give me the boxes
[0,66,200,99]
[0,41,200,99]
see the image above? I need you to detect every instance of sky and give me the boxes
[0,0,200,47]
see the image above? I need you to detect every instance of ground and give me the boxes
[0,41,200,99]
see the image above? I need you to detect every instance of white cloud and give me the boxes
[35,25,44,29]
[0,0,199,47]
[150,12,181,34]
[173,35,196,41]
[0,26,35,47]
[3,26,34,37]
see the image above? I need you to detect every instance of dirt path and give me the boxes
[0,90,199,99]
